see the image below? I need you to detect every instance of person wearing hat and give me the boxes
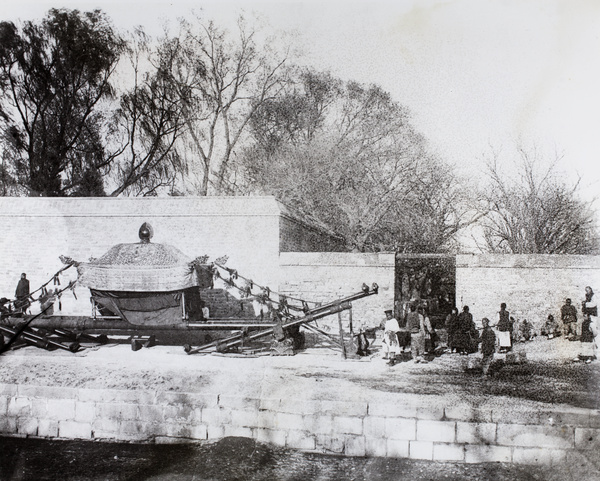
[480,317,496,376]
[497,302,512,352]
[14,273,30,315]
[577,286,598,362]
[381,309,400,365]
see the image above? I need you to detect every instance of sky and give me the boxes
[3,0,600,201]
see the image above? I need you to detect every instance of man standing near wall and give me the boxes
[406,304,426,363]
[561,298,578,340]
[480,317,496,376]
[578,286,598,362]
[14,273,30,315]
[381,310,400,365]
[497,303,512,353]
[582,287,597,335]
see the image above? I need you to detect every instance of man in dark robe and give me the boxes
[455,306,476,354]
[497,302,512,352]
[445,307,460,352]
[15,273,30,314]
[480,318,496,376]
[578,286,598,362]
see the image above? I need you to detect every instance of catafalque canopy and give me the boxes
[75,223,211,325]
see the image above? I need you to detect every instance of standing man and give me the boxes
[582,287,597,322]
[456,305,477,354]
[579,286,598,362]
[381,310,400,366]
[480,318,496,376]
[445,307,460,353]
[406,304,426,363]
[497,302,512,353]
[15,273,30,315]
[561,298,578,340]
[422,306,437,355]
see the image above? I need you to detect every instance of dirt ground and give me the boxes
[0,333,598,413]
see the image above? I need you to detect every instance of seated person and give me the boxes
[0,298,11,319]
[541,314,561,338]
[519,319,534,341]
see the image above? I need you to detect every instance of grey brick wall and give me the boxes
[279,252,396,330]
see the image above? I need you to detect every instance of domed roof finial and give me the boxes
[139,222,154,243]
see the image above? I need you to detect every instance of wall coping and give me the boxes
[457,253,600,269]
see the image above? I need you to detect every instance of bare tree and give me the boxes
[481,146,599,254]
[240,70,475,252]
[106,30,191,197]
[166,15,288,195]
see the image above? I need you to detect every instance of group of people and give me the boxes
[375,284,600,372]
[378,303,491,372]
[445,306,497,375]
[556,293,598,344]
[3,273,31,316]
[445,306,480,355]
[530,288,598,361]
[1,273,58,319]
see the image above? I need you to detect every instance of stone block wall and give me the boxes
[279,252,396,331]
[1,382,598,465]
[456,254,600,326]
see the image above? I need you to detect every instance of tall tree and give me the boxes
[160,16,288,195]
[106,30,193,196]
[481,147,599,254]
[0,9,124,196]
[240,69,473,252]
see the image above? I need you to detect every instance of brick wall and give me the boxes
[456,254,600,327]
[1,382,597,465]
[278,252,396,331]
[0,197,340,316]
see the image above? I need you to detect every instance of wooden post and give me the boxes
[348,307,355,355]
[349,308,354,336]
[338,310,347,359]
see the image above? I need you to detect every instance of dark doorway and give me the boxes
[394,254,456,329]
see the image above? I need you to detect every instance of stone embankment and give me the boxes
[0,344,598,467]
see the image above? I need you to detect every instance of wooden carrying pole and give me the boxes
[185,283,378,355]
[186,301,352,355]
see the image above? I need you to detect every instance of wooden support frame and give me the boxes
[337,311,348,359]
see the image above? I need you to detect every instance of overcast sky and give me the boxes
[4,0,600,200]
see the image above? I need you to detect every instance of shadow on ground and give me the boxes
[0,436,597,481]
